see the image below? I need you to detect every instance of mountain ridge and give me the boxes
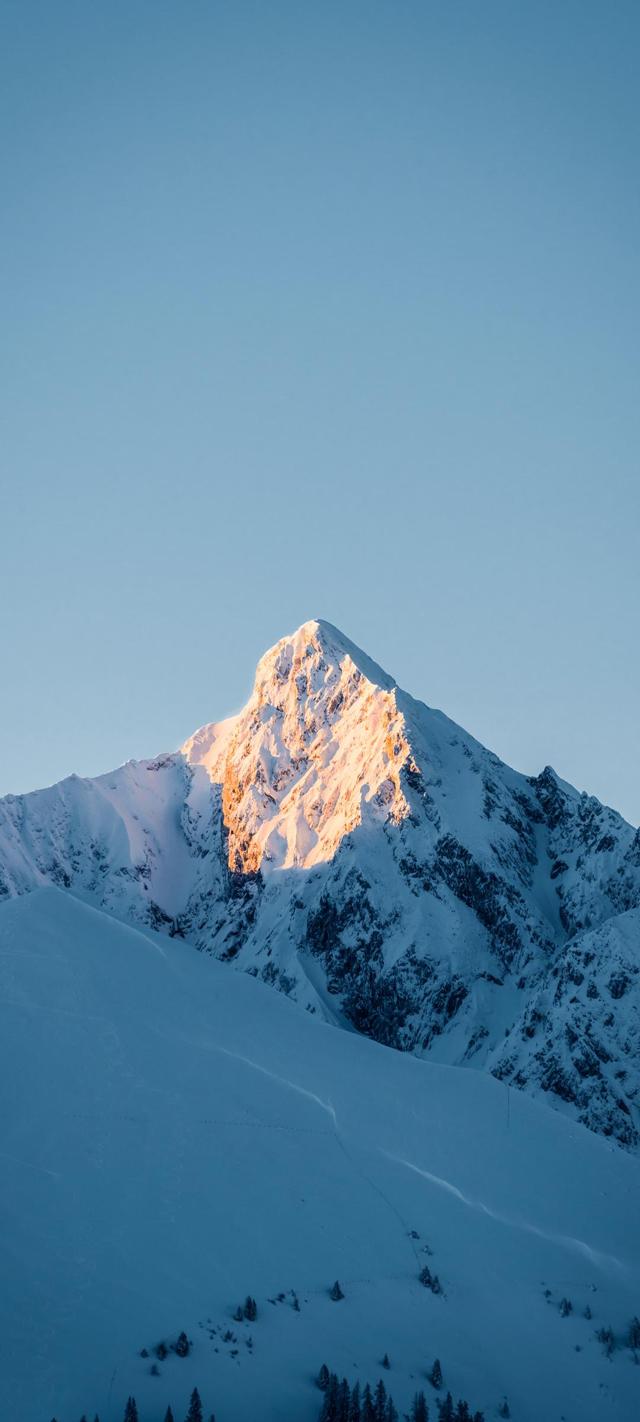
[0,620,638,1147]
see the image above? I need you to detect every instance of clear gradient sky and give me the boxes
[1,1,639,823]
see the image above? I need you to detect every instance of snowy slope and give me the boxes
[1,620,639,1146]
[1,888,639,1422]
[0,752,227,928]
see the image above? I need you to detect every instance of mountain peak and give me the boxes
[253,619,397,699]
[183,619,411,872]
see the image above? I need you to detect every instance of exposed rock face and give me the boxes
[1,619,638,1146]
[492,908,640,1147]
[181,623,415,872]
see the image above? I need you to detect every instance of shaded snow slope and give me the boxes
[1,889,639,1422]
[1,620,639,1146]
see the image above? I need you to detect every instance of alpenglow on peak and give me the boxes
[181,619,415,872]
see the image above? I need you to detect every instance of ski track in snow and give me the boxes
[0,1150,61,1180]
[212,1043,620,1280]
[214,1046,424,1270]
[384,1152,626,1273]
[0,995,112,1026]
[153,1035,423,1292]
[213,1044,339,1124]
[196,1041,625,1280]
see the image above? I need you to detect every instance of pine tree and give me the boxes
[330,1279,345,1301]
[436,1393,454,1422]
[123,1401,138,1422]
[318,1363,331,1391]
[164,1409,175,1422]
[419,1265,442,1295]
[597,1325,615,1357]
[385,1399,398,1422]
[244,1295,258,1321]
[374,1378,387,1421]
[430,1359,442,1389]
[410,1392,428,1422]
[175,1331,190,1356]
[455,1402,471,1422]
[382,1353,390,1370]
[349,1380,361,1422]
[339,1377,351,1421]
[185,1387,203,1422]
[321,1374,340,1422]
[362,1382,376,1422]
[559,1297,572,1318]
[498,1401,510,1419]
[629,1316,640,1350]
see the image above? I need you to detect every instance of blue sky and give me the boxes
[1,1,639,823]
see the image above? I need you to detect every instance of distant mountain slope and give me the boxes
[1,889,639,1422]
[1,620,638,1145]
[493,906,640,1141]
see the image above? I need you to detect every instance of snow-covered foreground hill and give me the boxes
[1,889,638,1422]
[0,620,638,1149]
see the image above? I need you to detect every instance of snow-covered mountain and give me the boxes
[1,620,638,1146]
[2,888,639,1422]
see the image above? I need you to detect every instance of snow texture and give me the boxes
[1,888,639,1422]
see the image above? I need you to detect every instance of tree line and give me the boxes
[52,1386,212,1422]
[317,1368,484,1422]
